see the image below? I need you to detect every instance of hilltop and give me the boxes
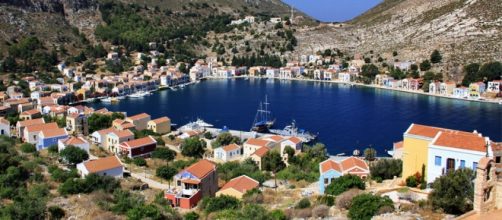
[293,0,502,78]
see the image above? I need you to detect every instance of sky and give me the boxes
[282,0,382,22]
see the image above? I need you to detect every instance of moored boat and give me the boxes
[269,120,317,143]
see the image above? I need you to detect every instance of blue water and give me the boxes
[88,79,502,155]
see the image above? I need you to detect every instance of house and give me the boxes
[388,141,403,159]
[16,118,45,138]
[426,131,490,183]
[91,127,115,146]
[76,155,123,178]
[279,68,293,79]
[216,175,259,199]
[269,17,282,23]
[147,117,171,134]
[429,81,441,94]
[112,119,135,130]
[487,80,502,94]
[243,138,274,157]
[37,128,68,150]
[401,123,492,181]
[324,70,335,81]
[439,81,456,96]
[24,122,58,144]
[454,86,469,98]
[66,113,89,135]
[213,143,242,162]
[266,69,279,78]
[338,72,352,82]
[58,136,90,152]
[125,113,151,131]
[313,69,324,80]
[0,117,10,136]
[119,136,157,158]
[165,159,218,209]
[469,82,486,99]
[19,109,42,120]
[401,78,421,91]
[105,129,135,154]
[318,157,369,194]
[280,137,303,154]
[250,147,269,170]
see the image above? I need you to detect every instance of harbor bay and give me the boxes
[89,78,502,155]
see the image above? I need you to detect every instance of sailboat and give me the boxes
[251,95,276,132]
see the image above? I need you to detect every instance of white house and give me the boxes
[429,82,440,94]
[266,69,279,78]
[23,122,58,144]
[243,138,274,157]
[90,128,115,146]
[0,117,10,136]
[58,136,90,152]
[279,68,293,79]
[76,155,123,178]
[280,137,303,154]
[324,70,335,81]
[426,131,491,183]
[453,87,469,98]
[338,72,352,83]
[270,17,282,24]
[487,80,502,93]
[313,69,324,80]
[213,143,242,162]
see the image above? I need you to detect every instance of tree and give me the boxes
[295,198,311,209]
[262,151,286,172]
[181,137,206,158]
[283,146,295,161]
[126,204,162,220]
[151,148,176,161]
[178,63,187,73]
[370,159,402,181]
[156,165,177,187]
[325,175,365,196]
[430,50,442,63]
[48,206,65,220]
[478,61,502,82]
[364,57,371,64]
[361,64,379,83]
[429,168,474,214]
[20,143,36,153]
[420,60,431,71]
[348,194,394,220]
[59,146,89,165]
[184,212,199,220]
[462,63,480,86]
[133,157,147,167]
[364,148,376,161]
[199,195,241,213]
[392,51,398,56]
[212,132,241,148]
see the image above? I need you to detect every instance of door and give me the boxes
[446,158,455,172]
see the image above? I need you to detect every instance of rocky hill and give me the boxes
[294,0,502,76]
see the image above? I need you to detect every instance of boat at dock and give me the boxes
[250,95,275,132]
[269,120,317,143]
[101,97,119,103]
[178,118,213,132]
[128,91,150,98]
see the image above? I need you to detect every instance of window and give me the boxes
[496,156,501,163]
[324,178,328,184]
[435,156,442,166]
[473,162,478,170]
[460,160,465,168]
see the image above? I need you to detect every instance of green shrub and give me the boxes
[59,146,89,165]
[370,159,402,180]
[199,195,241,213]
[348,194,394,220]
[20,143,36,153]
[48,206,65,220]
[269,209,287,220]
[325,175,365,196]
[151,148,176,161]
[184,211,199,220]
[429,168,474,214]
[58,174,120,195]
[317,195,335,206]
[296,198,311,209]
[132,157,147,167]
[406,175,418,187]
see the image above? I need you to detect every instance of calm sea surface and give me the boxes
[88,79,502,155]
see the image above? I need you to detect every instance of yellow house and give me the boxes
[147,117,171,134]
[401,124,450,179]
[216,175,259,199]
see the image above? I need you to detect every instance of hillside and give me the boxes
[293,0,502,79]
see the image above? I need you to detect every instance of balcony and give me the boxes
[165,188,202,209]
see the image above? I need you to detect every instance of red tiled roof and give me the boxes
[20,109,40,116]
[25,122,58,132]
[0,117,9,125]
[183,159,216,179]
[150,117,170,124]
[109,129,134,138]
[394,141,403,149]
[321,160,342,173]
[127,113,150,121]
[245,138,271,147]
[62,136,88,145]
[83,156,122,173]
[252,146,269,157]
[266,135,284,142]
[18,118,45,127]
[220,175,259,193]
[321,157,369,174]
[340,157,369,171]
[41,128,67,138]
[406,124,474,139]
[433,131,486,152]
[120,136,156,149]
[288,137,302,144]
[222,143,240,152]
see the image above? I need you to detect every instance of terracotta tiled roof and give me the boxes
[220,175,259,193]
[433,131,486,152]
[127,113,150,121]
[321,160,342,173]
[41,128,67,138]
[393,141,403,149]
[0,117,10,125]
[109,129,134,138]
[20,109,40,116]
[245,138,271,147]
[61,136,88,145]
[340,157,369,171]
[492,142,502,152]
[96,128,116,136]
[83,156,122,173]
[406,124,449,138]
[18,118,45,127]
[222,143,240,152]
[120,136,156,149]
[150,117,170,124]
[288,137,302,144]
[183,159,216,179]
[266,135,284,142]
[25,122,58,132]
[252,146,269,157]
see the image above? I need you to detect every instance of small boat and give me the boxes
[178,118,213,132]
[269,120,317,142]
[101,97,119,103]
[116,96,126,100]
[128,91,149,98]
[250,95,275,132]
